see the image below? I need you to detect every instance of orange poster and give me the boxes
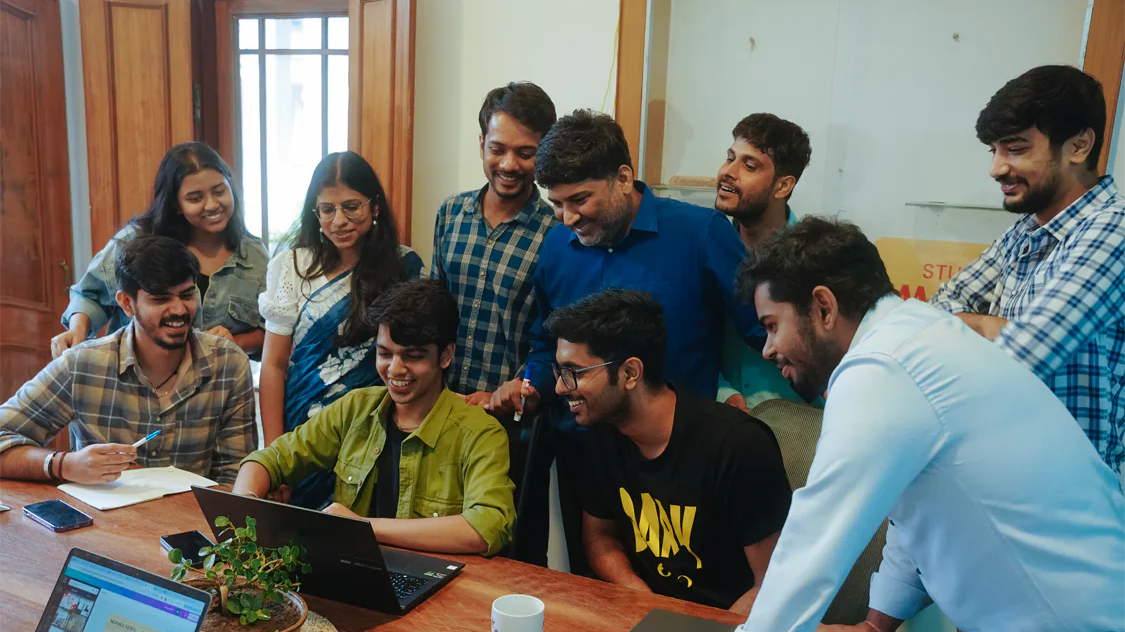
[874,237,990,302]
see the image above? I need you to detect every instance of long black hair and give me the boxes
[281,151,405,347]
[132,142,248,250]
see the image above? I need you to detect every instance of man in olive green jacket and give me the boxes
[233,279,515,556]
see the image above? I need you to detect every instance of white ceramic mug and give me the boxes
[491,594,545,632]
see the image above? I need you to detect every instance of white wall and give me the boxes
[411,0,620,266]
[658,0,1089,247]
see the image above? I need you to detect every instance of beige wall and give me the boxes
[411,0,620,267]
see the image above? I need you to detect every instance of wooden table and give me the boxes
[0,481,746,631]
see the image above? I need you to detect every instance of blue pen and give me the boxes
[132,430,161,448]
[514,363,534,423]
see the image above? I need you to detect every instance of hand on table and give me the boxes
[62,444,137,484]
[322,502,361,519]
[487,378,539,417]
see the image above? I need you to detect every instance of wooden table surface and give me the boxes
[0,481,746,631]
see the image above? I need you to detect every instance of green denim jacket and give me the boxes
[242,386,515,556]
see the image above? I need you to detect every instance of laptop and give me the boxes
[630,609,740,632]
[191,486,464,614]
[36,548,211,632]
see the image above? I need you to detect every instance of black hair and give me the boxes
[534,109,633,187]
[544,288,665,388]
[132,142,248,250]
[738,217,895,321]
[116,235,200,297]
[279,151,406,347]
[732,113,812,182]
[976,65,1106,171]
[366,279,459,350]
[478,82,557,138]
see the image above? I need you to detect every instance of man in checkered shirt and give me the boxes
[931,65,1124,474]
[0,236,256,485]
[431,82,559,401]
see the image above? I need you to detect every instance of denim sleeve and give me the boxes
[62,235,128,335]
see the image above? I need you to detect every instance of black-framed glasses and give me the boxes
[311,198,372,221]
[552,360,620,391]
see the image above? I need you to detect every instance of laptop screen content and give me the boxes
[41,556,207,632]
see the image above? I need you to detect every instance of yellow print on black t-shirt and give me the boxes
[619,488,702,586]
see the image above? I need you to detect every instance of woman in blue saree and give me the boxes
[258,152,423,508]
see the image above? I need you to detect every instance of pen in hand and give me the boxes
[514,364,534,423]
[131,430,161,449]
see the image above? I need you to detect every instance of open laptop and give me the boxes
[630,609,740,632]
[191,486,464,614]
[36,548,211,632]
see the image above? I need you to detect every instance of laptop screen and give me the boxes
[38,552,208,632]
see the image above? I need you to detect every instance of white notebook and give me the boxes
[57,466,218,511]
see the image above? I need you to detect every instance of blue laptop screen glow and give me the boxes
[45,557,206,632]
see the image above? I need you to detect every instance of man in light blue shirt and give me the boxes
[711,113,817,411]
[739,217,1124,632]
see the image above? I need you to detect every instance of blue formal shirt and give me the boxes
[526,181,761,398]
[742,296,1125,632]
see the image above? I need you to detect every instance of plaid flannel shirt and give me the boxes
[931,175,1125,473]
[0,325,257,484]
[431,186,558,393]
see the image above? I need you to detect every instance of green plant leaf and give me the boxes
[214,516,230,527]
[239,613,248,625]
[301,563,312,574]
[225,575,236,587]
[205,569,216,580]
[246,611,259,624]
[168,549,183,564]
[256,609,270,620]
[203,553,216,570]
[245,516,256,529]
[170,567,186,582]
[243,543,256,556]
[227,601,241,615]
[269,591,285,604]
[198,546,212,556]
[234,527,248,539]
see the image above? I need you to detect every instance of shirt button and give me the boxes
[468,335,473,341]
[608,247,614,253]
[473,300,480,308]
[487,240,495,246]
[479,270,486,278]
[374,448,381,454]
[347,475,353,482]
[432,512,439,518]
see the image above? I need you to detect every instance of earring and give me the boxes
[372,216,378,227]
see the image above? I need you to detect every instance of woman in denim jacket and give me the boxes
[51,142,269,357]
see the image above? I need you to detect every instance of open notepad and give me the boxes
[57,466,218,511]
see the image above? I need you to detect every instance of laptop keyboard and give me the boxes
[389,571,428,600]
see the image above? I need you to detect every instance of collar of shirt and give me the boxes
[118,323,216,383]
[1015,175,1118,245]
[567,180,659,245]
[845,294,907,357]
[370,387,459,449]
[469,183,545,227]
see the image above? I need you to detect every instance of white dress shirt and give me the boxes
[742,296,1124,632]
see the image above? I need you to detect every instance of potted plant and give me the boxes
[168,516,312,631]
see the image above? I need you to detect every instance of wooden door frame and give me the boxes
[614,0,647,177]
[1083,0,1125,175]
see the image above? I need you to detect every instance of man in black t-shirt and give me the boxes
[543,289,792,613]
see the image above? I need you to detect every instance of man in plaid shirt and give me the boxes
[431,82,559,401]
[931,65,1124,474]
[0,236,256,485]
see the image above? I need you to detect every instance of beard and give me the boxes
[720,191,772,225]
[787,317,844,403]
[1000,160,1063,216]
[577,192,633,248]
[489,170,534,200]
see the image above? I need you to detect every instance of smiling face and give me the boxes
[987,127,1065,216]
[554,339,629,426]
[118,278,198,350]
[178,169,234,236]
[753,282,845,403]
[480,112,542,201]
[375,324,452,408]
[715,138,779,223]
[316,184,375,254]
[546,170,636,248]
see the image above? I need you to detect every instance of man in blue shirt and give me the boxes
[712,113,816,412]
[488,109,761,573]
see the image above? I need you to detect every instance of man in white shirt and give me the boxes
[739,217,1124,632]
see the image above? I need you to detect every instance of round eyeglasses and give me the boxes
[552,360,620,391]
[311,198,372,221]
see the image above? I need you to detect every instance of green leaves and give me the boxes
[166,515,310,627]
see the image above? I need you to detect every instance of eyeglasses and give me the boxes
[552,360,620,391]
[311,198,372,221]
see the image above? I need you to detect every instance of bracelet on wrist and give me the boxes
[56,451,69,482]
[43,451,57,481]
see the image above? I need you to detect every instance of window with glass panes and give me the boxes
[237,15,349,250]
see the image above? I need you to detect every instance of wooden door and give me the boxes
[80,0,194,252]
[0,0,75,401]
[349,0,414,244]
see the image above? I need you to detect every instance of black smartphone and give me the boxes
[160,530,215,568]
[23,499,93,532]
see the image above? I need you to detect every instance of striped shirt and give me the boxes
[431,185,558,393]
[931,175,1125,473]
[0,325,257,484]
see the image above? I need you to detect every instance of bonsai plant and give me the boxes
[168,516,312,631]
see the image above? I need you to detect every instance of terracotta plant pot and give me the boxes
[185,578,309,632]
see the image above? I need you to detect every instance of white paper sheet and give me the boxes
[57,466,217,511]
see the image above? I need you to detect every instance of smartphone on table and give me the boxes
[23,499,93,532]
[160,530,215,569]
